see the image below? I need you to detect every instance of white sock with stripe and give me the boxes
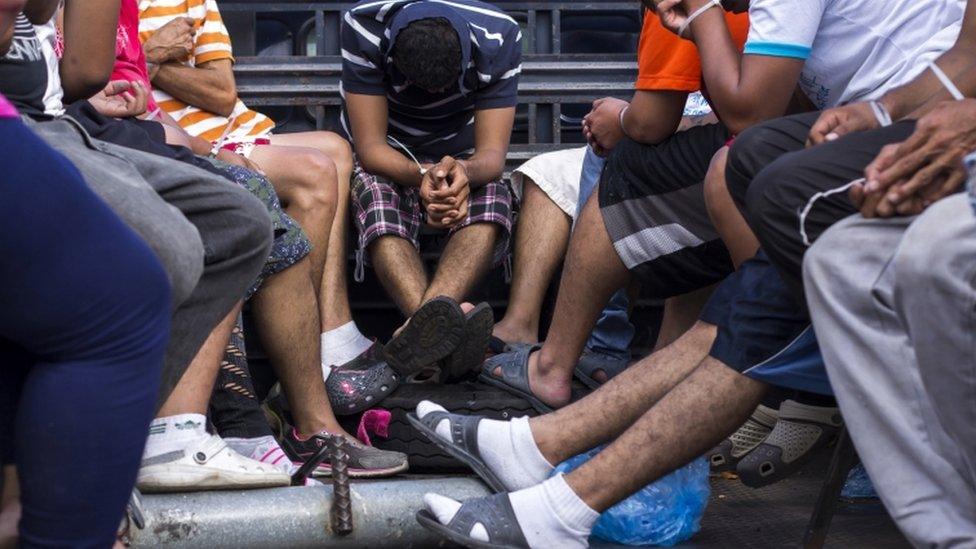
[143,413,208,458]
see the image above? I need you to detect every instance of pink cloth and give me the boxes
[0,94,19,119]
[112,0,158,111]
[356,409,392,446]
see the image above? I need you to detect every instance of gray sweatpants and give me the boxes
[804,194,976,548]
[28,118,273,410]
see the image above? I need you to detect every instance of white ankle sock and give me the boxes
[417,400,553,491]
[423,474,597,548]
[225,435,296,475]
[321,321,373,376]
[143,413,208,458]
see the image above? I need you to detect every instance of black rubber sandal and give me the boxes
[416,493,530,549]
[384,296,465,376]
[573,349,630,390]
[407,410,507,492]
[443,303,495,382]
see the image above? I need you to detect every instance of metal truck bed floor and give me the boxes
[685,450,907,548]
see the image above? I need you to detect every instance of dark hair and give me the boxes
[393,18,462,92]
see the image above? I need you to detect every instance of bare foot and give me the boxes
[492,349,572,408]
[0,499,20,549]
[492,318,538,346]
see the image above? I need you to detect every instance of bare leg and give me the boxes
[268,133,356,331]
[249,145,339,285]
[566,357,767,511]
[530,321,717,464]
[653,285,716,350]
[704,147,758,268]
[157,303,241,417]
[422,223,499,304]
[496,192,629,408]
[0,466,17,549]
[250,260,348,438]
[494,179,571,344]
[371,235,429,316]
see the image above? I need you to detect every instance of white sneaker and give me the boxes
[137,434,291,492]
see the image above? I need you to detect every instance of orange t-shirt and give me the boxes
[636,10,750,92]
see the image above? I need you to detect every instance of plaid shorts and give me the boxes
[203,158,312,299]
[350,159,512,281]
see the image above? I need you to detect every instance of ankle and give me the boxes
[533,348,569,383]
[529,416,565,465]
[295,419,344,440]
[494,316,538,343]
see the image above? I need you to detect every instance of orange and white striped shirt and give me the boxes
[138,0,275,142]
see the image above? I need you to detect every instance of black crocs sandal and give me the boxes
[443,303,495,382]
[479,344,553,414]
[408,410,507,492]
[384,296,465,376]
[416,493,531,549]
[326,342,400,415]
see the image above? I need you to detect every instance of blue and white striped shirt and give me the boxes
[339,0,522,157]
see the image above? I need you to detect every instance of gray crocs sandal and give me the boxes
[407,410,507,492]
[708,404,778,472]
[416,493,531,549]
[574,348,630,389]
[443,303,495,382]
[736,399,842,487]
[479,344,553,414]
[385,296,465,376]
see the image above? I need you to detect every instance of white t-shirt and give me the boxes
[34,19,64,117]
[745,0,965,109]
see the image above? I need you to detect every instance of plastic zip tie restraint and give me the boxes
[798,178,864,247]
[388,135,428,175]
[679,0,721,38]
[929,61,965,101]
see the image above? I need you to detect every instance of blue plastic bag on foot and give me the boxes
[552,448,710,546]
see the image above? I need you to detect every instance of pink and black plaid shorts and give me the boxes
[350,159,512,282]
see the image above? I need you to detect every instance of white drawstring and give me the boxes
[798,178,864,246]
[387,135,428,175]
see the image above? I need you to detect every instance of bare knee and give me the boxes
[320,132,353,175]
[289,151,338,214]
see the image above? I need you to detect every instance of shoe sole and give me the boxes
[293,460,410,479]
[443,303,494,382]
[385,297,465,376]
[137,466,290,493]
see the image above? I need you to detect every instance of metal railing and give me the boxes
[221,1,640,146]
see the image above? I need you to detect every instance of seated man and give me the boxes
[807,132,976,547]
[1,0,296,492]
[339,0,519,378]
[494,6,729,373]
[137,0,381,378]
[482,1,753,412]
[713,1,976,541]
[400,0,966,545]
[0,89,171,548]
[94,0,406,480]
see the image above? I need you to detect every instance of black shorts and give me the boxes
[598,123,733,299]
